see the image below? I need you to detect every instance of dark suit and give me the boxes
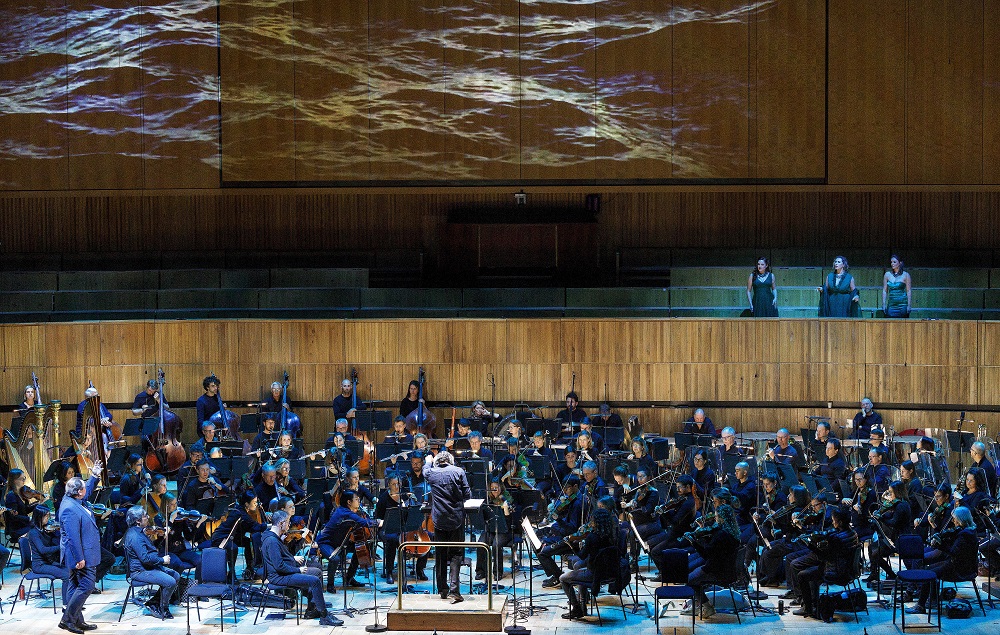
[58,476,101,627]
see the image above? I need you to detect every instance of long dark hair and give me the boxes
[752,256,771,275]
[590,507,617,543]
[405,380,420,399]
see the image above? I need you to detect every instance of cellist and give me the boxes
[317,491,380,593]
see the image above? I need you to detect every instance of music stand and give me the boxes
[42,459,65,483]
[603,426,625,450]
[509,489,545,524]
[481,504,509,585]
[526,456,550,481]
[648,438,672,461]
[451,437,471,451]
[775,462,798,492]
[124,417,159,437]
[722,454,757,481]
[625,516,651,616]
[107,447,130,474]
[356,410,392,433]
[239,413,260,435]
[10,416,23,440]
[213,457,235,480]
[801,474,820,497]
[468,471,488,497]
[946,429,975,475]
[289,460,305,481]
[517,515,543,621]
[345,438,365,465]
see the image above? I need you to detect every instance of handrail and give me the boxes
[397,540,493,611]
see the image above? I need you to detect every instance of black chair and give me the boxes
[586,545,628,626]
[653,549,696,631]
[892,535,939,630]
[186,547,238,631]
[11,536,58,613]
[702,544,755,622]
[821,544,869,624]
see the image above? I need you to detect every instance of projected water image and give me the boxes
[0,0,789,186]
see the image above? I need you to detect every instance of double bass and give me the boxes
[146,369,187,473]
[404,367,436,437]
[276,371,301,437]
[207,373,240,440]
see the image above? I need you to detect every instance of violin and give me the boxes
[928,524,962,548]
[144,526,166,540]
[545,491,577,524]
[653,496,685,517]
[21,485,47,503]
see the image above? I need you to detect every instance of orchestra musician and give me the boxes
[253,463,281,507]
[814,420,836,443]
[318,490,380,592]
[676,488,742,620]
[263,510,343,626]
[75,386,116,452]
[628,437,657,476]
[332,377,366,422]
[204,491,268,581]
[648,476,697,569]
[444,418,472,449]
[195,375,223,433]
[498,453,534,491]
[851,398,882,441]
[611,466,631,511]
[19,384,40,415]
[250,414,280,455]
[914,483,954,539]
[744,474,787,555]
[343,468,374,508]
[181,459,230,511]
[334,417,357,442]
[580,461,606,515]
[123,505,180,619]
[591,403,623,428]
[766,428,799,467]
[324,432,352,476]
[273,430,302,460]
[115,453,150,508]
[867,427,893,464]
[559,506,619,621]
[786,507,859,619]
[261,381,292,416]
[906,506,980,615]
[476,477,515,581]
[493,437,523,475]
[467,431,493,462]
[729,461,758,536]
[386,416,414,444]
[899,460,924,505]
[623,468,660,538]
[538,475,585,588]
[719,427,744,458]
[682,408,716,437]
[756,485,810,586]
[813,438,848,483]
[28,507,69,607]
[274,458,306,502]
[575,431,598,464]
[142,473,169,518]
[556,391,588,425]
[4,468,43,541]
[866,480,913,585]
[776,494,831,599]
[864,447,892,493]
[576,419,604,454]
[131,379,162,417]
[375,472,407,584]
[689,448,716,503]
[406,452,429,503]
[556,446,583,487]
[970,442,998,497]
[957,467,990,512]
[848,469,876,541]
[152,493,204,579]
[52,460,76,512]
[506,419,527,447]
[399,380,425,419]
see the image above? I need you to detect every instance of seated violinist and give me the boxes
[865,447,892,493]
[907,506,980,615]
[786,507,859,619]
[476,478,515,581]
[628,437,657,476]
[648,475,697,568]
[538,475,584,589]
[142,474,169,518]
[624,469,660,538]
[498,453,533,491]
[153,492,204,578]
[27,508,66,604]
[317,490,380,592]
[866,480,913,585]
[556,446,582,485]
[677,489,742,620]
[123,505,180,619]
[263,511,342,626]
[203,490,268,581]
[493,437,523,475]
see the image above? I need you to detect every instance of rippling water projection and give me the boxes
[0,0,793,187]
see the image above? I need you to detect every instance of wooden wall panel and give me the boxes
[827,0,906,184]
[905,0,984,184]
[0,0,68,191]
[865,321,979,367]
[778,363,865,403]
[867,364,975,407]
[293,0,369,182]
[594,0,672,180]
[139,0,219,189]
[672,0,749,179]
[751,0,825,179]
[777,321,865,365]
[289,322,346,365]
[505,321,561,365]
[985,2,1000,185]
[220,0,295,182]
[518,1,596,181]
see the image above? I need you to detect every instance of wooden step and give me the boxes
[387,593,508,631]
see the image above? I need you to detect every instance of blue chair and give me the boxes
[653,549,696,632]
[186,547,237,631]
[892,535,940,631]
[11,536,58,614]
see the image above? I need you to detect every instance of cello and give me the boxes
[145,369,187,473]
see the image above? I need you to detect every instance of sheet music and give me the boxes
[464,498,485,511]
[521,516,542,551]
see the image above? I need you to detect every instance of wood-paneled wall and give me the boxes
[5,188,1000,257]
[3,318,999,451]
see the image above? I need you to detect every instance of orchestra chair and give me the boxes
[585,545,628,626]
[185,547,238,631]
[700,544,755,623]
[118,550,166,622]
[891,535,939,630]
[940,565,987,617]
[820,544,869,625]
[11,536,57,613]
[653,549,695,632]
[252,552,301,625]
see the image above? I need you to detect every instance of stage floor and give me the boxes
[1,563,998,635]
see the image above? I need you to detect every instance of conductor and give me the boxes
[424,451,472,603]
[58,464,103,634]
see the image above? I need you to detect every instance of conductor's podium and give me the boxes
[386,594,508,631]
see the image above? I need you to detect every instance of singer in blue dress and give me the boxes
[818,256,860,317]
[747,257,778,317]
[882,255,911,318]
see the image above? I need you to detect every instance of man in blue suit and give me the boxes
[58,467,102,634]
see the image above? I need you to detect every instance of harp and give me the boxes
[82,393,111,489]
[2,400,59,493]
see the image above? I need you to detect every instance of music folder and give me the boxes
[464,498,485,512]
